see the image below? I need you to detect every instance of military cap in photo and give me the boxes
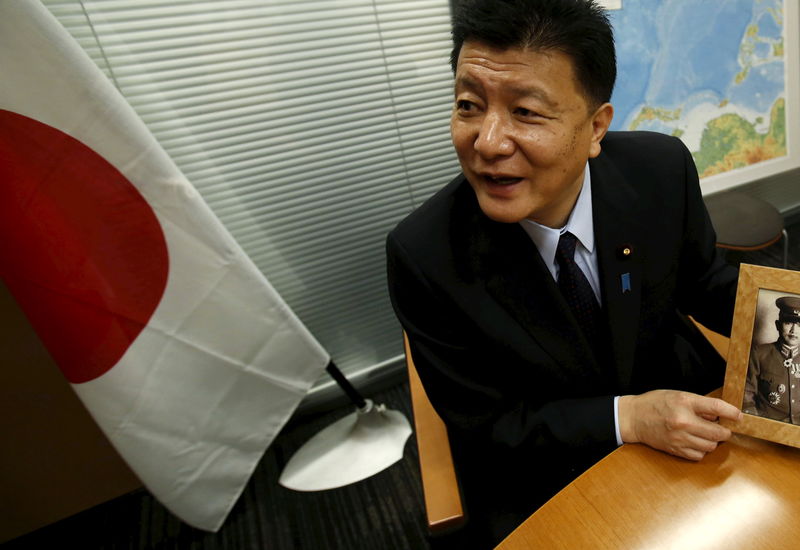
[776,296,800,322]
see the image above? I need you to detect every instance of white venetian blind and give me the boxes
[42,0,461,393]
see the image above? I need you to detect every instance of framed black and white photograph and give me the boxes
[722,264,800,448]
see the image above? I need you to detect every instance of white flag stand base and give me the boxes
[278,399,412,491]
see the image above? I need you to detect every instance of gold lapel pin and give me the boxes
[616,244,634,260]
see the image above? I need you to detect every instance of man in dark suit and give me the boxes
[386,0,742,545]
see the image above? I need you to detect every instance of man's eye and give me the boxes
[456,100,475,111]
[515,107,541,119]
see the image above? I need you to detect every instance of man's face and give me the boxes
[450,42,613,227]
[778,320,800,347]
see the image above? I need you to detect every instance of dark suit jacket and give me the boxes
[386,131,738,542]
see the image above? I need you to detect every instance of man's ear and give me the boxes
[588,102,614,159]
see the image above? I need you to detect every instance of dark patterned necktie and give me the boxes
[555,231,600,348]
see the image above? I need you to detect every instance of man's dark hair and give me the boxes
[450,0,616,108]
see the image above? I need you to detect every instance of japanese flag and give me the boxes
[0,1,329,531]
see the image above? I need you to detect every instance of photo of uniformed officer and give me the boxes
[743,293,800,424]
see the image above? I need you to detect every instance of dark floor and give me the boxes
[4,220,798,550]
[3,380,430,550]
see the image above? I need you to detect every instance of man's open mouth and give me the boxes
[485,175,522,186]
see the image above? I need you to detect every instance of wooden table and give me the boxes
[497,431,800,549]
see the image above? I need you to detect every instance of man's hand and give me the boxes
[618,390,743,461]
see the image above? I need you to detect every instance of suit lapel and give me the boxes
[591,154,645,389]
[463,198,604,381]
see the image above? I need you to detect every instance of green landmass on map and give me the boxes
[629,106,682,131]
[774,38,784,57]
[692,97,786,178]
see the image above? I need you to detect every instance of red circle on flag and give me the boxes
[0,110,169,383]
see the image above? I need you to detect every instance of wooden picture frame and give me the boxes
[721,264,800,448]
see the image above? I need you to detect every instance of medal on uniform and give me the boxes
[778,384,787,394]
[783,358,800,378]
[769,391,781,405]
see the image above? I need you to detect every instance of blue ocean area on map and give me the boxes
[608,0,784,138]
[757,8,781,38]
[730,61,784,112]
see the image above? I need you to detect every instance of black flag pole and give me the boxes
[325,360,367,409]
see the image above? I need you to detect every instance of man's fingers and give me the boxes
[624,391,738,459]
[661,395,733,442]
[674,445,707,462]
[684,433,720,454]
[669,434,719,461]
[688,416,733,443]
[693,396,742,422]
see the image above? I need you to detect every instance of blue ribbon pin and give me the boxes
[621,272,631,294]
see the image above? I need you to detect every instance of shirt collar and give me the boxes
[519,164,594,277]
[565,165,595,253]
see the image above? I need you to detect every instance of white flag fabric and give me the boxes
[0,1,329,531]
